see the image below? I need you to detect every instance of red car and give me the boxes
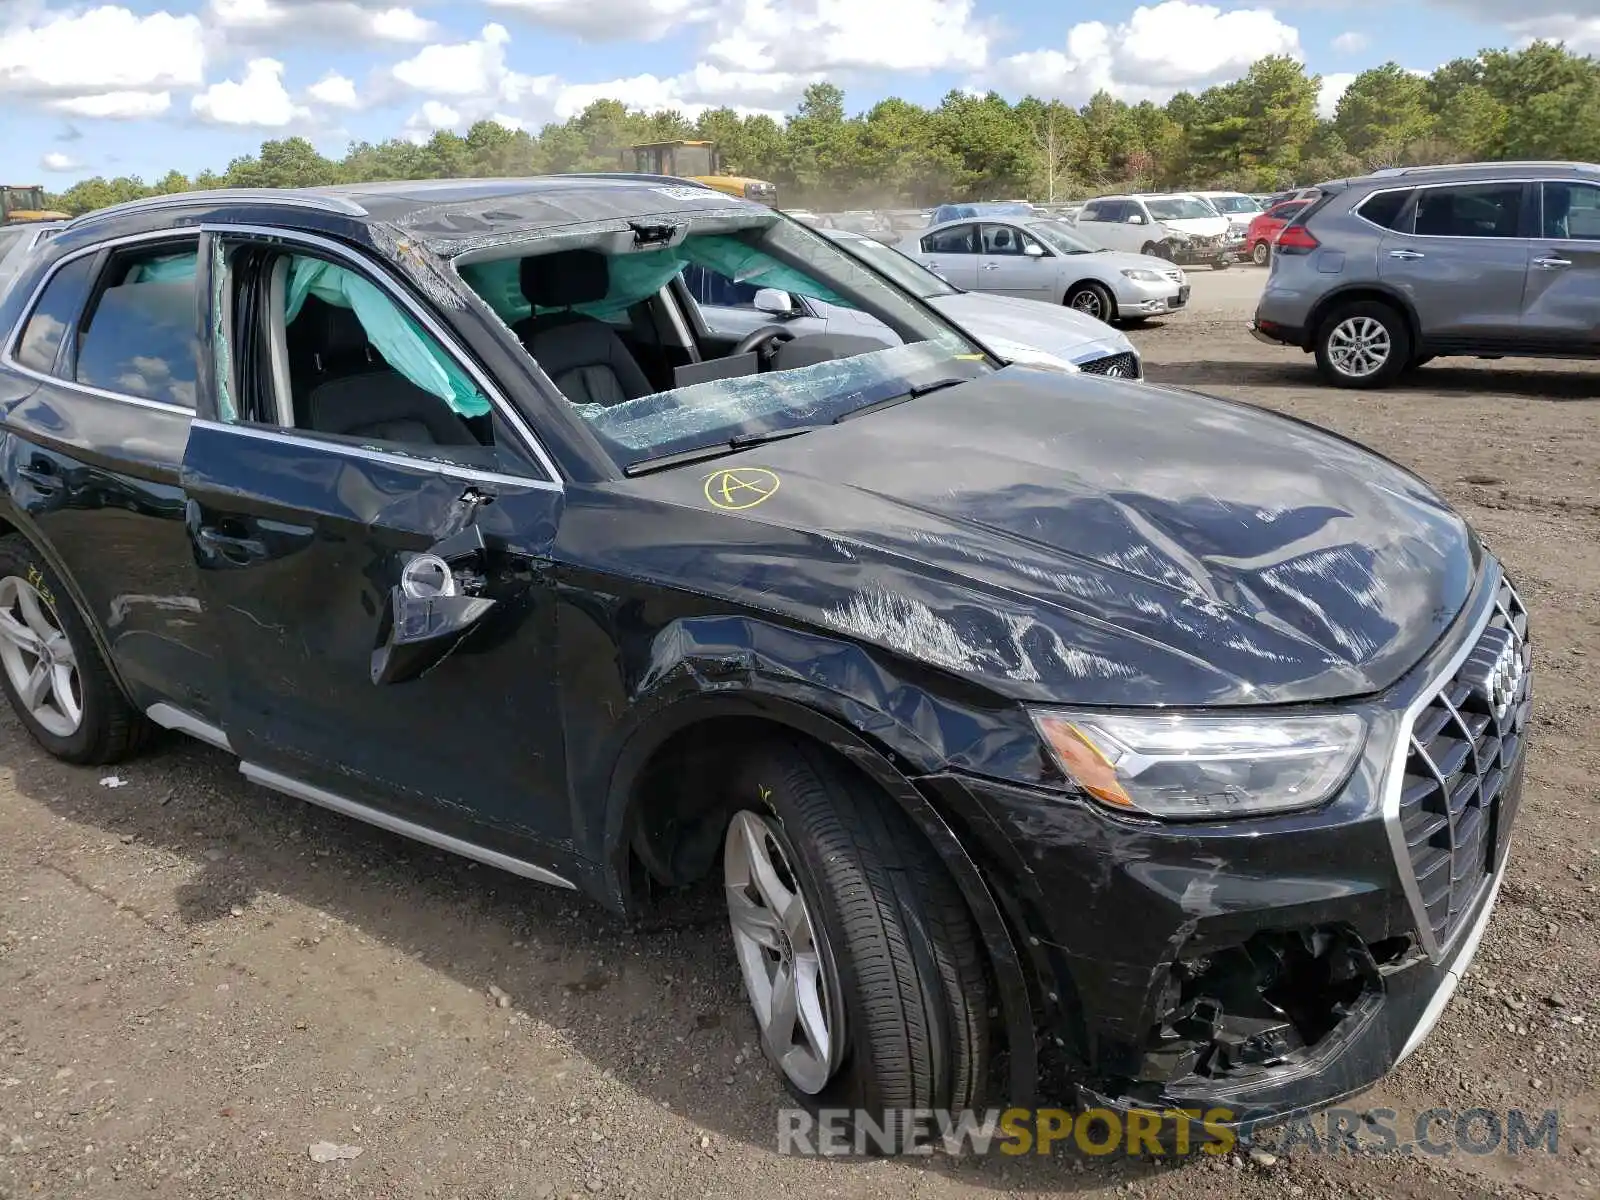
[1245,199,1310,265]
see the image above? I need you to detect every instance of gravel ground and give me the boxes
[1,268,1596,1199]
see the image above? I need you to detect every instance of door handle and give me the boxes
[925,261,940,271]
[195,525,269,566]
[16,464,60,494]
[1388,249,1426,260]
[1533,256,1573,269]
[983,263,1000,271]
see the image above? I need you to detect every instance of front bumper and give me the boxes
[922,562,1530,1127]
[1116,276,1189,315]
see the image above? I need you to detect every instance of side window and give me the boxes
[1267,202,1303,221]
[232,246,542,476]
[1543,182,1600,240]
[1356,190,1413,232]
[74,243,201,407]
[1100,201,1127,222]
[1078,202,1102,222]
[922,224,976,254]
[682,263,762,308]
[1412,184,1524,238]
[12,255,96,375]
[980,224,1044,256]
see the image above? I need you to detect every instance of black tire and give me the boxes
[1313,300,1412,389]
[1141,241,1171,261]
[728,740,990,1149]
[1408,353,1435,370]
[0,533,147,764]
[1251,241,1270,266]
[1212,258,1230,271]
[1065,281,1115,323]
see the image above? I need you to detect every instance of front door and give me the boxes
[681,264,827,343]
[1377,181,1532,350]
[181,232,571,854]
[1522,179,1600,350]
[977,223,1054,300]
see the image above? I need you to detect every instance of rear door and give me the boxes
[914,223,979,290]
[180,230,574,857]
[977,224,1055,300]
[0,233,218,721]
[1376,181,1532,349]
[1522,179,1600,350]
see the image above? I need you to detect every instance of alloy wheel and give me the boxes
[724,810,843,1094]
[1252,242,1269,266]
[1069,289,1104,319]
[1326,316,1392,379]
[0,575,82,738]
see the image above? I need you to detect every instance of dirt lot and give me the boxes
[1,269,1596,1199]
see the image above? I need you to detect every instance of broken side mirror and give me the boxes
[370,525,497,685]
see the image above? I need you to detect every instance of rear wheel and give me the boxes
[724,741,990,1150]
[1251,241,1270,266]
[1314,300,1411,389]
[0,534,146,764]
[1065,281,1115,323]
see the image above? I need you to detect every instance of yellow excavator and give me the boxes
[625,141,777,205]
[2,184,69,225]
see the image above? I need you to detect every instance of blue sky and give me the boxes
[0,1,1583,185]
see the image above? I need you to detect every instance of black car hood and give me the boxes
[612,367,1477,706]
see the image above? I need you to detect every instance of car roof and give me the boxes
[60,175,759,250]
[1327,161,1600,191]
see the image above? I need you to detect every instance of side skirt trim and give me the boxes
[237,760,578,891]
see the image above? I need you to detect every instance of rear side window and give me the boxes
[13,255,97,375]
[922,224,977,254]
[74,244,201,407]
[1357,189,1414,232]
[1412,184,1524,238]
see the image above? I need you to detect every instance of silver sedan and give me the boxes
[895,217,1189,323]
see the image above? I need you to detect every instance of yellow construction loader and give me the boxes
[625,141,777,205]
[2,184,69,225]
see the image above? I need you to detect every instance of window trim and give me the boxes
[921,223,977,254]
[1353,179,1540,240]
[2,227,203,416]
[205,224,562,491]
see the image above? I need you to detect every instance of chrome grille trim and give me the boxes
[1382,562,1531,961]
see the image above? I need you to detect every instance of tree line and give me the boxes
[46,40,1600,216]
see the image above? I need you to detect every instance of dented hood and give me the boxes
[615,366,1478,706]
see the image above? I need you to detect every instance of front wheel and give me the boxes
[1065,281,1115,323]
[1141,241,1171,261]
[0,534,147,763]
[724,742,990,1149]
[1314,301,1411,389]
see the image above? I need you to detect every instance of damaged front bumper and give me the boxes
[919,563,1530,1128]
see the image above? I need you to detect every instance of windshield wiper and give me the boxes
[624,425,818,477]
[834,377,966,423]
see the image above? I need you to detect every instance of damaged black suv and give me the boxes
[0,177,1530,1137]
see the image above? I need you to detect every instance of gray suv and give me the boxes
[1251,161,1600,387]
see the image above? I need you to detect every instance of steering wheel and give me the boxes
[731,324,797,364]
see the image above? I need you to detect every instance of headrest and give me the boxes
[519,249,610,309]
[322,302,371,357]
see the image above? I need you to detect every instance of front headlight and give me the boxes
[1031,710,1366,820]
[1121,268,1166,282]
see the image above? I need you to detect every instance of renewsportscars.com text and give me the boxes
[777,1106,1563,1158]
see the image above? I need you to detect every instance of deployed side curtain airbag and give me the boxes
[285,256,490,417]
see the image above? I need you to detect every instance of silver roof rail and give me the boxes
[67,188,368,230]
[1366,160,1600,179]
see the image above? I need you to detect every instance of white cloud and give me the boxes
[1332,30,1369,53]
[204,0,436,46]
[388,23,561,124]
[1318,71,1356,118]
[550,67,795,120]
[707,0,989,75]
[484,0,714,41]
[988,3,1301,105]
[1506,15,1600,53]
[53,91,173,119]
[0,5,204,120]
[404,99,463,141]
[308,72,361,108]
[192,58,310,126]
[41,151,83,173]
